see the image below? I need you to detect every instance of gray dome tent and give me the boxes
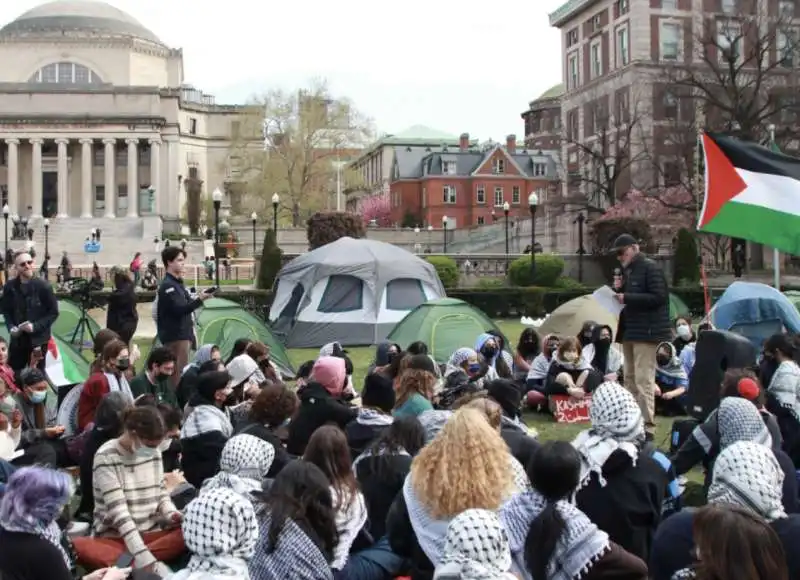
[268,237,446,348]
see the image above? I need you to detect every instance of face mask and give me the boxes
[656,354,670,366]
[562,351,578,363]
[676,325,691,340]
[115,358,130,372]
[29,390,46,404]
[0,394,15,416]
[136,446,159,459]
[546,341,559,353]
[157,439,173,453]
[468,363,481,374]
[156,372,171,381]
[481,346,497,358]
[598,336,611,346]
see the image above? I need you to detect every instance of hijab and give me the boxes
[717,397,772,450]
[183,344,217,375]
[310,356,346,397]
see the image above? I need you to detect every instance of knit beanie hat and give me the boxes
[362,373,396,412]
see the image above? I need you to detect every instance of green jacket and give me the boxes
[129,371,178,407]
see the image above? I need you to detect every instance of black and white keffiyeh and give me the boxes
[499,490,610,580]
[767,360,800,422]
[717,397,772,449]
[203,434,275,498]
[177,487,258,579]
[182,403,234,440]
[248,513,333,580]
[708,440,787,522]
[572,381,644,487]
[434,509,516,580]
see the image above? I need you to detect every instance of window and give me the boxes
[780,1,795,16]
[512,186,521,204]
[385,279,426,311]
[443,185,456,204]
[533,163,547,176]
[591,41,602,78]
[617,26,629,66]
[778,29,798,67]
[116,147,127,166]
[189,118,198,135]
[663,161,681,186]
[117,185,128,212]
[318,275,364,313]
[616,90,630,123]
[476,185,486,204]
[28,61,103,84]
[94,147,104,166]
[493,187,504,207]
[442,160,457,175]
[492,158,505,174]
[553,115,561,129]
[567,109,579,140]
[568,53,580,89]
[722,0,736,14]
[661,22,681,60]
[616,0,629,15]
[663,90,679,118]
[662,0,677,8]
[718,22,742,62]
[140,144,151,166]
[567,28,579,47]
[477,216,485,225]
[591,14,602,32]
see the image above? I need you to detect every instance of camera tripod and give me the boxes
[70,303,96,350]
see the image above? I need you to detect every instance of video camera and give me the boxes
[65,277,105,310]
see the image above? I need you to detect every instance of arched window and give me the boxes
[28,62,103,85]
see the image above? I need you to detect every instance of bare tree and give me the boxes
[227,80,374,226]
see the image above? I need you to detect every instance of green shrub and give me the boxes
[257,228,283,290]
[507,254,564,287]
[306,211,366,250]
[425,256,459,288]
[475,278,506,290]
[673,228,700,286]
[551,276,587,291]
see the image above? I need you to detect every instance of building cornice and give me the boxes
[0,35,174,58]
[549,0,600,27]
[0,114,166,127]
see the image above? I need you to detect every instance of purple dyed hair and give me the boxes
[0,466,72,527]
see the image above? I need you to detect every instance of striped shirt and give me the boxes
[92,439,176,568]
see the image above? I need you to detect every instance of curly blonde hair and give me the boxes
[462,397,502,430]
[394,368,436,409]
[410,407,514,519]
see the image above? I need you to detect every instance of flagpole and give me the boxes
[696,123,711,315]
[769,124,781,289]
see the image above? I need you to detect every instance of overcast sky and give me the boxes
[1,0,566,141]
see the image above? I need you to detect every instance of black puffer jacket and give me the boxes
[616,253,671,343]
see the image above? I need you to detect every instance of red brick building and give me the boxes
[388,133,559,228]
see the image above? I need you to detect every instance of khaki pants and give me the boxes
[164,340,191,390]
[622,342,658,432]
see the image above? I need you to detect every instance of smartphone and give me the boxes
[204,286,218,294]
[115,552,134,568]
[32,346,42,355]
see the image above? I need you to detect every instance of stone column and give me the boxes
[103,138,116,218]
[80,139,93,218]
[166,137,179,218]
[148,138,161,214]
[30,138,43,217]
[126,138,138,218]
[5,138,19,214]
[55,138,69,218]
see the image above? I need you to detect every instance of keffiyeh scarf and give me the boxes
[499,490,610,580]
[182,404,234,440]
[768,360,800,422]
[572,381,644,488]
[448,348,477,368]
[203,434,275,498]
[180,487,258,579]
[104,372,133,400]
[1,518,71,569]
[434,509,516,580]
[708,440,787,522]
[717,397,772,449]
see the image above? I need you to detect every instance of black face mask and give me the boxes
[597,337,612,347]
[656,354,670,366]
[481,346,498,359]
[115,358,130,372]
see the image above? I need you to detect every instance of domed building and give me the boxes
[521,84,563,151]
[0,0,240,237]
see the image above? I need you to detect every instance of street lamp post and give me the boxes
[250,211,257,257]
[427,224,433,252]
[442,216,449,253]
[2,205,8,279]
[503,201,510,272]
[575,212,586,283]
[528,192,539,282]
[414,226,420,254]
[43,218,50,280]
[212,187,222,288]
[271,193,279,233]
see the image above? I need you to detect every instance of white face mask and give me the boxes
[676,325,691,340]
[157,438,173,453]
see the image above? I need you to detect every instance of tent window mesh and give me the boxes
[318,275,363,313]
[386,278,427,310]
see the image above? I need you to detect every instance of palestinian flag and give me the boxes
[699,132,800,255]
[45,337,83,387]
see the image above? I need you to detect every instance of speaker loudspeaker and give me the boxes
[687,329,758,420]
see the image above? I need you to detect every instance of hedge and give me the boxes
[67,285,727,320]
[507,254,564,287]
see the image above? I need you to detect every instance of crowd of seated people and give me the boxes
[0,316,799,580]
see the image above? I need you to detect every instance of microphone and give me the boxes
[613,267,622,293]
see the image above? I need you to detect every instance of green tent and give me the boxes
[180,298,294,378]
[386,298,508,363]
[0,314,90,386]
[785,290,800,312]
[53,299,102,348]
[669,293,691,319]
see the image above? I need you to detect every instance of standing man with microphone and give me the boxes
[611,234,671,440]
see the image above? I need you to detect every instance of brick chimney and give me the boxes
[459,133,470,151]
[506,134,517,154]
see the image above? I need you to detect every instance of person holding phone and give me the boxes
[0,251,58,373]
[12,368,69,467]
[156,247,212,390]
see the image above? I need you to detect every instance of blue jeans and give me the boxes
[334,536,405,580]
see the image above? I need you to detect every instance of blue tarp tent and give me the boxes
[709,281,800,348]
